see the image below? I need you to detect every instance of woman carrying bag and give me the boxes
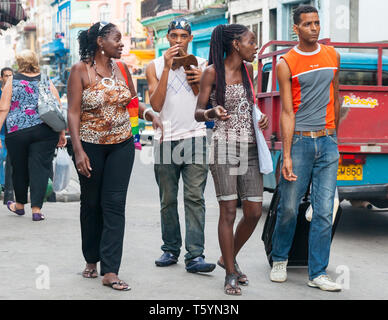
[0,49,66,221]
[195,24,269,296]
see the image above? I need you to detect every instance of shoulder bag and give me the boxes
[244,63,273,175]
[37,73,67,132]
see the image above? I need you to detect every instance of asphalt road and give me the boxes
[1,145,388,300]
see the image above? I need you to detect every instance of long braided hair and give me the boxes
[78,22,116,64]
[208,24,253,107]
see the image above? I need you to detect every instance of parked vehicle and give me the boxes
[257,40,388,209]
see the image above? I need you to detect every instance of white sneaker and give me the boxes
[308,275,342,292]
[270,260,288,283]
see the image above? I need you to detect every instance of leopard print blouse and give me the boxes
[210,83,256,143]
[80,79,132,144]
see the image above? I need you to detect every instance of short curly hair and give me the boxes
[16,49,40,73]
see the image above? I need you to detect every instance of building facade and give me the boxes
[69,0,92,66]
[184,2,228,60]
[228,0,278,50]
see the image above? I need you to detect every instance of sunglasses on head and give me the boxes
[168,20,191,33]
[98,21,109,33]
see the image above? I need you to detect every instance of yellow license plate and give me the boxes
[337,165,363,181]
[145,126,153,131]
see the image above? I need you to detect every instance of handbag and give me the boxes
[37,73,67,132]
[244,63,273,175]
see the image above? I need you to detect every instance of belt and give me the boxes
[294,128,336,138]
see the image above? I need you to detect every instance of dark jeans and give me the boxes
[154,136,208,262]
[5,124,58,208]
[76,137,135,276]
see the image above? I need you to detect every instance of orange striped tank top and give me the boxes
[281,44,338,131]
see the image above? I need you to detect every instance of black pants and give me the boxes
[5,124,58,208]
[76,137,135,276]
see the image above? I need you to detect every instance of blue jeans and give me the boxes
[154,136,208,262]
[271,133,339,280]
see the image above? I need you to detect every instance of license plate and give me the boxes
[337,164,363,181]
[145,125,153,131]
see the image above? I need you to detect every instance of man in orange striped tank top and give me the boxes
[269,5,342,292]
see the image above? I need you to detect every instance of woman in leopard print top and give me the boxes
[67,22,162,292]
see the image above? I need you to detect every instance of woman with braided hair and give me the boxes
[67,22,162,291]
[195,24,269,295]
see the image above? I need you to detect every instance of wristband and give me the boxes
[143,108,153,120]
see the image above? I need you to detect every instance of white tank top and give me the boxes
[153,55,207,141]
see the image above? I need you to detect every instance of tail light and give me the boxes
[339,154,366,165]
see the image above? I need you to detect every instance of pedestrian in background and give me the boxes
[195,24,269,295]
[0,50,67,221]
[0,67,13,197]
[146,18,216,273]
[67,22,162,291]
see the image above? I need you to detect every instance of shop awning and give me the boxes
[0,0,27,31]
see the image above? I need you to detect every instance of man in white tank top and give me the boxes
[146,18,215,273]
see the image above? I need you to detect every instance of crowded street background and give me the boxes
[0,0,387,303]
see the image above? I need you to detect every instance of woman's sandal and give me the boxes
[224,274,242,296]
[82,268,98,279]
[7,201,25,216]
[32,213,45,221]
[217,259,249,286]
[103,279,131,291]
[234,261,249,286]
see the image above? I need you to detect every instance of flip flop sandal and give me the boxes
[224,274,242,296]
[217,259,249,286]
[82,268,98,279]
[234,261,249,286]
[103,280,131,291]
[7,201,25,216]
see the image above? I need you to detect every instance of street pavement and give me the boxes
[1,145,388,300]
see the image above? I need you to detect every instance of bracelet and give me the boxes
[143,108,153,120]
[204,109,215,122]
